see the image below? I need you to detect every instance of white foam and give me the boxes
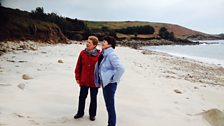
[145,48,224,67]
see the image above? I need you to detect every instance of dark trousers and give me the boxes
[77,86,98,117]
[103,83,117,126]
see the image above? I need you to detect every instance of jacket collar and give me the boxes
[84,48,99,57]
[102,47,114,57]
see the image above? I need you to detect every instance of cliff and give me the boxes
[0,6,68,43]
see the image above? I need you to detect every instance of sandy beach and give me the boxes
[0,42,224,126]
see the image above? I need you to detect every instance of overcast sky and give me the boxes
[1,0,224,34]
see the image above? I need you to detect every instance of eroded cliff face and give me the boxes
[0,6,68,43]
[29,23,68,43]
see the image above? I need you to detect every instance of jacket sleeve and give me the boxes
[108,53,125,83]
[75,52,82,81]
[94,62,100,87]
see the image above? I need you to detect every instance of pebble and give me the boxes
[58,59,64,63]
[174,89,182,94]
[22,74,33,80]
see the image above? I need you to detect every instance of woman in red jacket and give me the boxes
[74,36,100,121]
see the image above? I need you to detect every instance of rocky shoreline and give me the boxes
[0,40,45,56]
[117,39,199,49]
[0,39,200,56]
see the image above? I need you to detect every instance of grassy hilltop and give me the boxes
[0,5,223,43]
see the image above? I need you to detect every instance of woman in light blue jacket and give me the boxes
[94,36,125,126]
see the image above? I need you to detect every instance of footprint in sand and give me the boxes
[13,113,25,118]
[0,123,7,126]
[201,109,224,126]
[29,120,40,125]
[0,83,12,87]
[17,83,26,90]
[45,117,72,125]
[54,117,73,124]
[37,69,41,71]
[41,51,47,54]
[0,67,3,72]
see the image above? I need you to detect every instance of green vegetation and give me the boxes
[85,21,156,30]
[0,6,67,43]
[116,25,155,34]
[30,7,88,40]
[2,5,216,42]
[159,27,174,40]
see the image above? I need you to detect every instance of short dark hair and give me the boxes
[102,36,116,49]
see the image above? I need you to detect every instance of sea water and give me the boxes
[142,40,224,67]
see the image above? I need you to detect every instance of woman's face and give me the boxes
[101,40,111,50]
[86,39,95,50]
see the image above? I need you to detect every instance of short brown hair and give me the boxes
[88,36,99,46]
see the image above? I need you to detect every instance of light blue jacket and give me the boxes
[94,47,125,87]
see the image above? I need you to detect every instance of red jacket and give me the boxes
[75,49,100,87]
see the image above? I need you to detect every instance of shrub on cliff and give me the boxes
[159,27,174,40]
[31,7,46,21]
[30,7,89,40]
[0,6,67,43]
[116,25,155,34]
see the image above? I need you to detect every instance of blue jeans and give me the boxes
[103,83,117,126]
[77,86,98,117]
